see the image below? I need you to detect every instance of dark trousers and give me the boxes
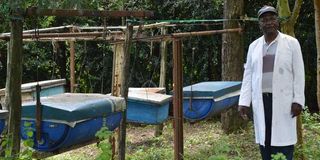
[260,93,294,160]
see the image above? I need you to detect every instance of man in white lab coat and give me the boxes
[238,5,305,160]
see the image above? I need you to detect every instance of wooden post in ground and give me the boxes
[172,39,183,160]
[155,27,167,136]
[118,25,133,160]
[111,43,125,97]
[4,7,23,157]
[69,40,76,93]
[316,0,320,112]
[111,42,125,159]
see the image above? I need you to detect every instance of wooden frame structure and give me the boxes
[3,7,242,160]
[4,7,153,160]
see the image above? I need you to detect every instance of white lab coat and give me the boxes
[238,32,305,146]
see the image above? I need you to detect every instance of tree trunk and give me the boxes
[278,0,302,36]
[315,0,320,112]
[277,0,304,159]
[52,41,67,79]
[221,0,245,133]
[155,27,167,137]
[159,27,167,89]
[5,8,23,157]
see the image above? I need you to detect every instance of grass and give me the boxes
[43,110,320,160]
[45,118,261,160]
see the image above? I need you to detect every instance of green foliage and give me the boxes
[95,127,113,160]
[271,153,286,160]
[1,133,13,158]
[0,122,35,160]
[208,155,228,160]
[107,0,127,10]
[45,115,320,160]
[72,41,114,93]
[126,121,258,160]
[8,0,106,9]
[128,147,172,160]
[18,121,35,160]
[183,132,245,160]
[302,107,320,131]
[0,0,317,112]
[300,108,320,159]
[0,1,10,32]
[0,0,318,159]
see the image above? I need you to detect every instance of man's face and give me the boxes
[259,12,279,35]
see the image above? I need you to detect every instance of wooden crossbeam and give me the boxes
[134,28,242,42]
[0,28,242,43]
[1,26,74,36]
[78,22,170,30]
[21,37,121,42]
[0,31,124,41]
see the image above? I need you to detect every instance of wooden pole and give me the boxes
[111,42,125,160]
[21,37,122,42]
[316,0,320,111]
[172,28,242,38]
[5,8,23,156]
[0,28,242,43]
[159,27,168,87]
[25,7,153,18]
[35,84,42,142]
[69,40,76,93]
[1,22,168,38]
[111,43,124,159]
[79,22,169,30]
[172,39,183,160]
[111,44,124,97]
[155,27,167,136]
[1,25,74,35]
[134,28,242,42]
[0,31,124,40]
[118,25,133,160]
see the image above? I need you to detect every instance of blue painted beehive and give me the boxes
[183,81,241,121]
[0,110,8,134]
[0,79,66,107]
[127,88,172,124]
[21,93,125,152]
[0,79,65,135]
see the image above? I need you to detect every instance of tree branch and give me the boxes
[289,0,303,23]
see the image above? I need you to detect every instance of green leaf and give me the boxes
[24,122,32,127]
[26,131,33,138]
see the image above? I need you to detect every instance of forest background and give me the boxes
[0,0,319,159]
[0,0,317,111]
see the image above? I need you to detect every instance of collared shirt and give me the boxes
[262,33,279,93]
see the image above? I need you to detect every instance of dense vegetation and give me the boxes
[0,0,319,159]
[0,0,317,110]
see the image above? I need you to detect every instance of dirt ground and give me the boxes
[46,118,223,160]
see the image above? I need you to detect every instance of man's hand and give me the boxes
[291,103,303,118]
[238,105,249,120]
